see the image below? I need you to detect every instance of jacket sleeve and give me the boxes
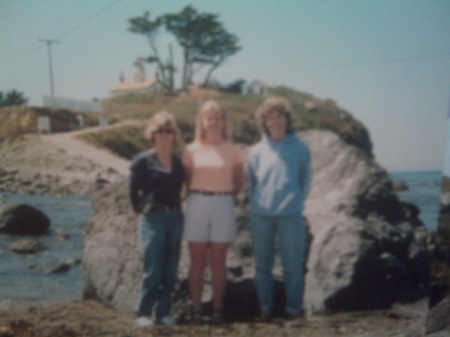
[129,156,144,213]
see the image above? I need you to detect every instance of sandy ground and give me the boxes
[0,299,433,337]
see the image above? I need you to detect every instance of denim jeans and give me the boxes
[249,212,307,314]
[136,209,183,318]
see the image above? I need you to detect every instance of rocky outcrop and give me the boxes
[0,204,50,235]
[83,129,432,317]
[0,135,123,195]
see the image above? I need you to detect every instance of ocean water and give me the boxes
[0,194,91,304]
[0,171,443,304]
[389,171,442,231]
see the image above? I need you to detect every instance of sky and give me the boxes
[1,0,449,173]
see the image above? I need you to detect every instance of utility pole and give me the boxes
[39,38,59,96]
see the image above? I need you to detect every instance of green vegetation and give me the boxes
[129,5,240,93]
[0,89,28,107]
[0,86,373,161]
[81,86,373,160]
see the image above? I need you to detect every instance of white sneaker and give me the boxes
[160,315,176,326]
[137,316,154,327]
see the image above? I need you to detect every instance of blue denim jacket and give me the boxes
[129,150,184,213]
[248,133,311,216]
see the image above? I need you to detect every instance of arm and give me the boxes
[129,157,144,213]
[182,148,193,189]
[232,161,245,197]
[300,146,312,200]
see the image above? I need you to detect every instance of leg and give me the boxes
[188,241,208,312]
[210,242,230,311]
[136,212,166,317]
[249,213,276,312]
[156,210,183,319]
[277,214,307,315]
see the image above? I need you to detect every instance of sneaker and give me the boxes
[136,316,154,327]
[160,315,176,326]
[211,310,225,325]
[255,310,272,323]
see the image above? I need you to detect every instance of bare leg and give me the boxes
[210,242,229,311]
[188,242,208,312]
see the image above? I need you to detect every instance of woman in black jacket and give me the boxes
[129,111,184,327]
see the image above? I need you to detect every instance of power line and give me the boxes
[54,0,125,40]
[1,0,125,63]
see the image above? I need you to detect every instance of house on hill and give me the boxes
[110,58,162,96]
[244,79,276,95]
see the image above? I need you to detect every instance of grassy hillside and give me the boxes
[0,87,373,160]
[88,87,373,159]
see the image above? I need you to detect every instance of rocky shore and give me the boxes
[0,130,447,336]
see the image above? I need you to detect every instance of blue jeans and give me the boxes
[136,209,183,318]
[249,212,307,314]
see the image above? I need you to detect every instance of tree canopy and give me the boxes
[128,5,240,93]
[0,90,29,107]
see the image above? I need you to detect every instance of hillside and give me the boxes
[80,87,373,160]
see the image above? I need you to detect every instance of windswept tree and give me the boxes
[0,90,29,107]
[128,12,176,93]
[128,5,240,93]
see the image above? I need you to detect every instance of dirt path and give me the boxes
[42,121,139,176]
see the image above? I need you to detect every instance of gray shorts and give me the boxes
[183,193,236,243]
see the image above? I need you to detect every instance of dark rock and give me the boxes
[0,203,50,235]
[30,260,71,274]
[11,239,43,254]
[391,178,409,191]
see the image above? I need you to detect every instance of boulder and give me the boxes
[82,129,432,317]
[391,178,409,191]
[0,203,50,235]
[11,238,43,254]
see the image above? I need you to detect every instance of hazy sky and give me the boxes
[1,0,449,173]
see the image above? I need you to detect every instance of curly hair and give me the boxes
[255,96,294,135]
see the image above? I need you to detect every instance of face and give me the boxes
[153,125,175,147]
[201,108,224,136]
[265,109,287,141]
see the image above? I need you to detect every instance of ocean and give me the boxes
[0,171,443,304]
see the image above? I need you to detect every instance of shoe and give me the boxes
[137,316,154,327]
[211,310,225,325]
[255,310,272,323]
[190,311,203,325]
[160,315,176,326]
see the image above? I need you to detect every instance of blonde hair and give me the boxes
[255,96,294,135]
[145,110,181,144]
[194,99,230,143]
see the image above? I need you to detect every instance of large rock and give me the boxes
[0,203,50,235]
[82,130,432,317]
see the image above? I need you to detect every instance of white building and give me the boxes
[244,79,276,95]
[110,58,162,96]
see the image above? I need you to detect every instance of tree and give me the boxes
[128,6,240,93]
[128,12,175,93]
[0,90,29,107]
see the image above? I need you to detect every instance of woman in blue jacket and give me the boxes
[129,111,184,327]
[248,96,311,321]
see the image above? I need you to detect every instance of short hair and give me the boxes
[194,99,230,143]
[255,96,294,135]
[145,110,181,144]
